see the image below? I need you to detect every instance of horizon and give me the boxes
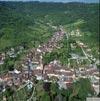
[0,0,99,3]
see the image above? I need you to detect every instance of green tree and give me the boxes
[69,78,95,101]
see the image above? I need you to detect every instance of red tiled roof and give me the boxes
[32,69,42,75]
[44,70,54,74]
[86,68,97,75]
[61,72,73,76]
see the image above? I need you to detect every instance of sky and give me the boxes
[0,0,99,3]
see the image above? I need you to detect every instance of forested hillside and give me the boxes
[0,1,99,51]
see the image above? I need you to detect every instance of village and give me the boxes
[0,27,99,99]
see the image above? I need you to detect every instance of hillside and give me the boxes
[0,2,99,51]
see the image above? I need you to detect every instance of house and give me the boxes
[32,69,43,80]
[86,98,100,101]
[0,53,5,65]
[0,56,4,65]
[57,80,67,89]
[7,48,16,58]
[26,80,33,90]
[92,84,99,95]
[86,68,98,75]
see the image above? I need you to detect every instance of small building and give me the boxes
[86,97,100,101]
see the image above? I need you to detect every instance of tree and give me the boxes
[69,78,95,101]
[50,83,59,100]
[4,86,15,101]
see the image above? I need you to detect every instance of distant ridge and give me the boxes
[0,0,99,3]
[0,1,99,4]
